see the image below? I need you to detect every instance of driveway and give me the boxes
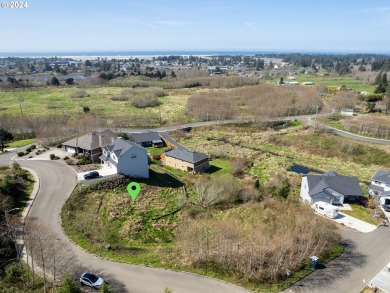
[334,212,377,233]
[77,164,117,181]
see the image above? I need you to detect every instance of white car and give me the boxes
[80,272,105,289]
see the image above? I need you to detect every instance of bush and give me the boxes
[50,154,55,160]
[17,152,24,157]
[111,95,129,101]
[30,145,36,149]
[71,90,89,98]
[5,263,22,282]
[54,156,60,160]
[130,95,160,108]
[24,151,30,156]
[57,144,62,148]
[76,154,92,165]
[63,156,70,160]
[239,187,260,203]
[25,147,32,152]
[230,157,251,177]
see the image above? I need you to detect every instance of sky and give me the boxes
[0,0,390,53]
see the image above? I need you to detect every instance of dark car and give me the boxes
[80,272,104,289]
[83,171,100,180]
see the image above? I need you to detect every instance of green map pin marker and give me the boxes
[127,182,141,201]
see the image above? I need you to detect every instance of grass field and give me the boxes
[0,87,190,123]
[6,138,36,148]
[294,75,375,93]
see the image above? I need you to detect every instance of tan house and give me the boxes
[63,130,118,162]
[162,148,210,173]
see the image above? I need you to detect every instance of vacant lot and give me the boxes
[294,75,375,93]
[0,86,190,123]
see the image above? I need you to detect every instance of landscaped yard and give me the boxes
[342,204,381,225]
[6,138,36,148]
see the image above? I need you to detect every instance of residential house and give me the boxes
[99,138,149,178]
[369,170,390,196]
[300,171,363,205]
[341,109,354,116]
[63,130,118,162]
[162,148,210,173]
[128,132,164,148]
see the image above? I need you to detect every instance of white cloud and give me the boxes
[244,22,255,28]
[156,20,182,27]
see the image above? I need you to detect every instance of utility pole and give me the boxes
[313,104,319,134]
[18,96,24,119]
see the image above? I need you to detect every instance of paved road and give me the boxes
[284,225,390,293]
[18,160,251,293]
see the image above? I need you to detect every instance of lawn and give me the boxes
[6,138,36,148]
[341,204,381,225]
[146,146,170,156]
[207,158,231,177]
[294,75,375,93]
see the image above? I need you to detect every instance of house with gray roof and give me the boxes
[162,148,210,173]
[99,138,149,178]
[300,171,363,205]
[128,131,163,148]
[369,170,390,196]
[63,130,118,162]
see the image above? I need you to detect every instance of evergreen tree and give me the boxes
[50,76,60,86]
[375,72,388,94]
[0,129,13,152]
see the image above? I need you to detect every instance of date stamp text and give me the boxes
[1,2,28,8]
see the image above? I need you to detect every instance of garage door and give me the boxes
[65,146,76,154]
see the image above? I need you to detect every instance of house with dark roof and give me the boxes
[99,138,149,178]
[63,130,118,162]
[162,148,210,173]
[300,171,363,205]
[128,132,163,148]
[369,170,390,196]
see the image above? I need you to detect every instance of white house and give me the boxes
[369,170,390,196]
[300,171,363,205]
[341,109,354,116]
[99,138,149,178]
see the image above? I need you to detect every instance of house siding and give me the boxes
[117,147,149,178]
[300,177,311,204]
[164,156,209,172]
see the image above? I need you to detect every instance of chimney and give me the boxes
[111,136,115,143]
[99,134,102,147]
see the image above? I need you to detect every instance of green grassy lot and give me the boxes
[341,204,381,225]
[207,158,231,177]
[146,146,170,156]
[6,138,36,148]
[0,87,189,123]
[294,75,375,93]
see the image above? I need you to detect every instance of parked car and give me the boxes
[83,171,99,180]
[80,272,104,289]
[383,198,390,212]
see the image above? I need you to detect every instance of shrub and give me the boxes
[63,156,70,160]
[57,144,62,148]
[30,145,36,150]
[24,151,29,156]
[25,147,32,152]
[76,154,92,165]
[130,95,160,108]
[209,148,226,159]
[65,159,74,165]
[111,95,129,101]
[50,154,55,160]
[17,152,24,157]
[71,90,89,98]
[54,156,60,160]
[230,157,251,177]
[239,187,260,203]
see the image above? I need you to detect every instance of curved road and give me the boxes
[19,160,250,293]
